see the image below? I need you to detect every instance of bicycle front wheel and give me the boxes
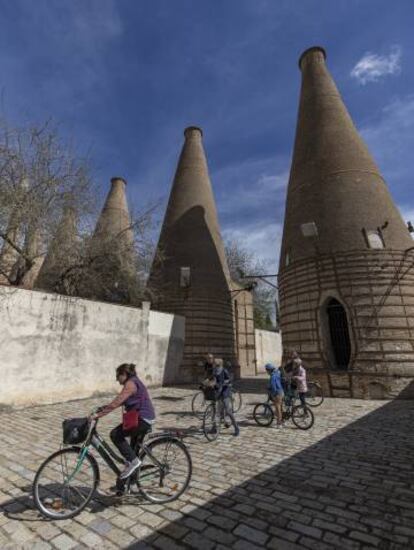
[231,390,243,413]
[137,437,192,503]
[191,391,206,417]
[33,447,99,520]
[291,405,314,430]
[202,403,220,441]
[253,403,274,426]
[306,382,324,407]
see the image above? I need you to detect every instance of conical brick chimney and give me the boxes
[86,177,138,304]
[149,127,238,382]
[93,177,134,247]
[18,226,44,289]
[35,205,79,292]
[278,47,414,399]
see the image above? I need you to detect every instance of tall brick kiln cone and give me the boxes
[17,225,44,289]
[149,127,238,383]
[35,205,78,292]
[279,46,414,399]
[93,177,134,246]
[87,177,138,303]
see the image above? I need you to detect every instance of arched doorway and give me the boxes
[326,298,351,369]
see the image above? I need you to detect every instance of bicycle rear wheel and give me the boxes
[231,390,242,413]
[33,447,99,520]
[253,403,274,426]
[202,403,220,441]
[191,391,206,417]
[306,382,324,407]
[291,405,314,430]
[137,437,192,503]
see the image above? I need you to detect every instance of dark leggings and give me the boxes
[110,420,152,462]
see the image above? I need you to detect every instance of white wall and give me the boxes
[255,329,282,373]
[0,287,185,407]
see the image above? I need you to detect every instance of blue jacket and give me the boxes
[213,367,231,398]
[268,369,284,396]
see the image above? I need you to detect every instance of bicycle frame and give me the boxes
[265,392,299,417]
[68,420,167,483]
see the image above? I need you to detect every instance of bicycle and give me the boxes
[306,381,324,407]
[191,383,242,417]
[253,393,314,430]
[202,398,235,442]
[32,410,192,520]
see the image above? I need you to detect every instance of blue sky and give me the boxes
[1,0,413,271]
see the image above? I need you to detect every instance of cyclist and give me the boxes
[203,353,216,379]
[211,358,240,436]
[92,363,155,487]
[292,357,308,407]
[264,363,284,428]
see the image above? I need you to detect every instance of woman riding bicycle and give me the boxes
[92,363,155,484]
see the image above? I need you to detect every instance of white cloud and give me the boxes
[351,45,401,85]
[399,206,414,227]
[222,221,283,273]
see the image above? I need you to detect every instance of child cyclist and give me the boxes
[264,364,285,428]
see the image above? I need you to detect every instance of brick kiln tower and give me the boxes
[149,127,254,382]
[279,46,414,398]
[93,177,134,247]
[86,177,138,303]
[35,205,78,292]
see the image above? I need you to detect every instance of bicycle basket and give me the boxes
[203,387,219,401]
[62,417,89,444]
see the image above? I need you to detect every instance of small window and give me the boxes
[300,222,318,238]
[285,248,291,267]
[180,266,191,287]
[366,230,384,249]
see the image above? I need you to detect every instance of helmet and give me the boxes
[264,363,275,372]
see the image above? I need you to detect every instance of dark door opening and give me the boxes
[327,298,351,369]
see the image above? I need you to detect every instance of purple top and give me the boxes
[125,375,156,421]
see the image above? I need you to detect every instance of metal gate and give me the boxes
[327,298,351,369]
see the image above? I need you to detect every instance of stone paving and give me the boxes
[0,380,414,549]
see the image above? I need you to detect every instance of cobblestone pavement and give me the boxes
[1,380,414,549]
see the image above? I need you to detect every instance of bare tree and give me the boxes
[0,118,95,286]
[225,239,277,330]
[0,117,161,307]
[53,203,161,306]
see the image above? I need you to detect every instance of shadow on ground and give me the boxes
[127,383,414,549]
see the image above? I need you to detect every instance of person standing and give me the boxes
[212,358,240,436]
[265,363,285,428]
[203,353,216,378]
[292,357,308,407]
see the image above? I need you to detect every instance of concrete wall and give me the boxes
[255,329,282,373]
[0,287,185,407]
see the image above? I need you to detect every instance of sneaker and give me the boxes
[234,427,240,437]
[119,457,141,480]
